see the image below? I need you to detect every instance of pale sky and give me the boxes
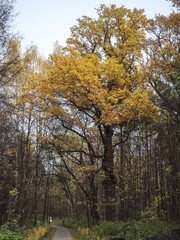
[14,0,175,58]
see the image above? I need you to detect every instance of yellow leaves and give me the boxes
[101,58,128,87]
[67,4,148,66]
[120,92,158,122]
[21,48,158,128]
[10,188,19,197]
[76,165,96,173]
[19,4,158,128]
[72,165,97,184]
[4,148,17,157]
[100,91,158,125]
[26,225,50,240]
[47,52,128,110]
[78,226,89,237]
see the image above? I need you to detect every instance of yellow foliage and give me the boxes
[21,5,158,129]
[25,224,50,240]
[10,188,19,197]
[24,50,157,127]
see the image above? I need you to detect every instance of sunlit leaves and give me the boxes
[67,4,148,68]
[28,49,157,127]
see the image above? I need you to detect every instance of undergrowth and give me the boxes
[25,224,50,240]
[0,223,26,240]
[0,222,51,240]
[62,218,180,240]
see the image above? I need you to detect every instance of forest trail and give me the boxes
[52,225,73,240]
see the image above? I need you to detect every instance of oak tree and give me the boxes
[23,5,158,221]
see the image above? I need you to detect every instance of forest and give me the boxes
[0,0,179,239]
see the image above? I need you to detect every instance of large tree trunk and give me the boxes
[102,126,117,221]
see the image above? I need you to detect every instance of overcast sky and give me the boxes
[14,0,175,58]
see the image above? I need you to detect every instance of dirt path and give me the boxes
[52,225,73,240]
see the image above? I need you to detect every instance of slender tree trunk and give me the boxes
[34,154,39,226]
[102,125,117,221]
[42,176,49,224]
[119,136,125,220]
[175,123,180,219]
[86,196,90,227]
[88,179,100,223]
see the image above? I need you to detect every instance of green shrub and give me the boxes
[0,223,25,240]
[58,217,179,240]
